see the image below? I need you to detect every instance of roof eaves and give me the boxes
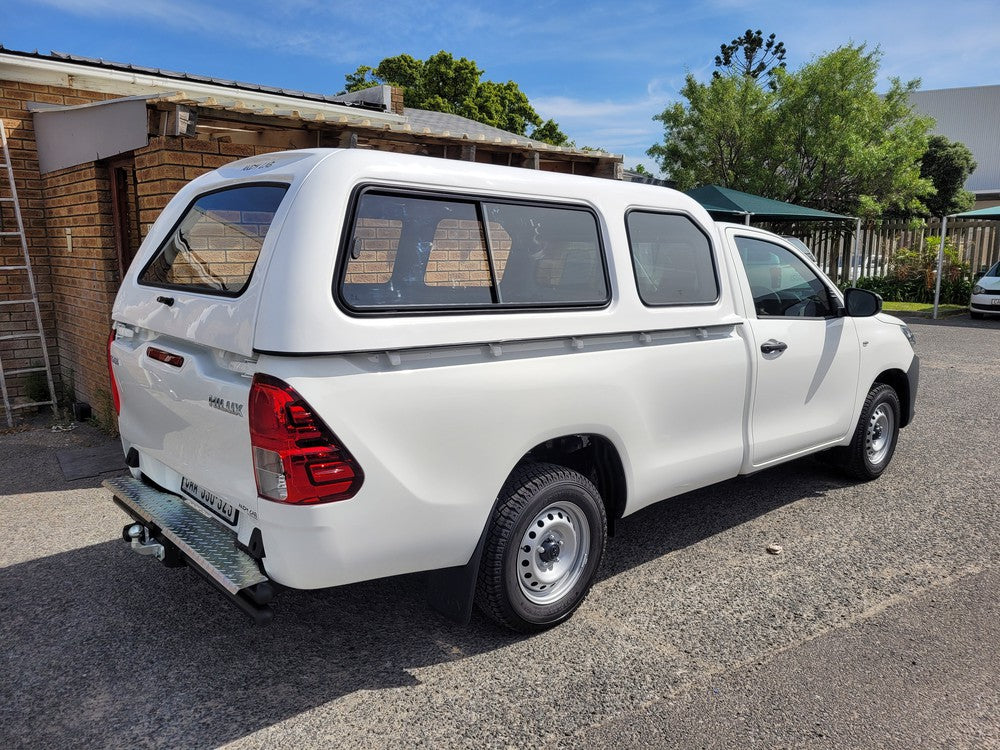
[0,45,401,119]
[157,96,618,158]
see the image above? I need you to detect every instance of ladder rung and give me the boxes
[9,400,54,410]
[0,197,14,202]
[0,231,24,237]
[0,299,34,306]
[4,366,47,375]
[0,332,42,341]
[0,265,27,271]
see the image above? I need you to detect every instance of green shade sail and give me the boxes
[686,185,851,221]
[953,205,1000,218]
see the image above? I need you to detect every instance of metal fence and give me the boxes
[768,218,1000,283]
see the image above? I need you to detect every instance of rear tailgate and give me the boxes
[111,326,258,529]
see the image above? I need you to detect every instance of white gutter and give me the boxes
[0,52,406,124]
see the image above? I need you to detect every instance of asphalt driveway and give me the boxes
[0,315,997,749]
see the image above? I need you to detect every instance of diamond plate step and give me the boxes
[104,476,267,594]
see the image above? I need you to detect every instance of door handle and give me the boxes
[760,339,788,354]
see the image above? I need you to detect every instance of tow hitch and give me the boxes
[124,523,165,561]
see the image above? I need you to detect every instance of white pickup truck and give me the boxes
[105,149,918,630]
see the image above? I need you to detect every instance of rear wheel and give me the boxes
[476,463,606,632]
[841,383,900,480]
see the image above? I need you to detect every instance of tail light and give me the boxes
[107,328,121,415]
[248,374,363,504]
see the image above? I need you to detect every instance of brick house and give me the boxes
[0,48,622,423]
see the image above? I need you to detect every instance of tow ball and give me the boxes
[123,523,165,561]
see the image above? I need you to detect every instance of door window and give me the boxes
[734,237,833,318]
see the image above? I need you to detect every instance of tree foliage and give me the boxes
[919,135,977,216]
[855,235,971,304]
[713,29,786,81]
[529,118,571,146]
[649,44,934,218]
[343,51,570,145]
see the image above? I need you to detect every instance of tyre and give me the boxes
[840,383,901,480]
[476,462,607,632]
[970,310,984,320]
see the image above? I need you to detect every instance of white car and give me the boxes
[970,260,1000,319]
[104,149,918,630]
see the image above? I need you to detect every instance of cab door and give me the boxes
[726,230,861,467]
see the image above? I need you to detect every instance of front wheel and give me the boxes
[841,383,901,480]
[970,310,984,320]
[475,463,607,632]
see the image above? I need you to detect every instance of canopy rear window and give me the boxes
[138,184,288,296]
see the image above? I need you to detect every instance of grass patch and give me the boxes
[882,301,966,314]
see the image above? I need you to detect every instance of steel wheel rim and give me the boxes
[515,502,590,604]
[866,404,894,465]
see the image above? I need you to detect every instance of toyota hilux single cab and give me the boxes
[104,149,918,630]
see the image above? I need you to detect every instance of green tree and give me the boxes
[920,135,977,216]
[343,51,568,145]
[529,118,571,147]
[647,72,779,195]
[649,44,934,218]
[713,29,786,81]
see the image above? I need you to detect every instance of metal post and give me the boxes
[932,215,948,320]
[743,213,751,225]
[851,217,862,284]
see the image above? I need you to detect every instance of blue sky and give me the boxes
[5,0,1000,172]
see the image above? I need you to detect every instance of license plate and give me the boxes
[991,298,1000,306]
[181,478,238,525]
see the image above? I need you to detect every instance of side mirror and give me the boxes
[844,287,882,317]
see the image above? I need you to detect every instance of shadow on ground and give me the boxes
[0,452,846,748]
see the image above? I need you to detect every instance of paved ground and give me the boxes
[0,315,997,749]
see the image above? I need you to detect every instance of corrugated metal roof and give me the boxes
[0,45,378,109]
[150,93,391,127]
[404,108,544,149]
[402,108,613,157]
[909,86,1000,194]
[139,95,612,157]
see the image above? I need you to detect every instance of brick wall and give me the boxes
[133,137,280,237]
[390,86,405,116]
[40,162,118,409]
[1,81,281,422]
[0,78,114,419]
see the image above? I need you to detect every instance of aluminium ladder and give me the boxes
[0,119,58,427]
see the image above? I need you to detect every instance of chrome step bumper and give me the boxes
[104,476,273,624]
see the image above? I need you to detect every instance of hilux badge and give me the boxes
[208,396,244,417]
